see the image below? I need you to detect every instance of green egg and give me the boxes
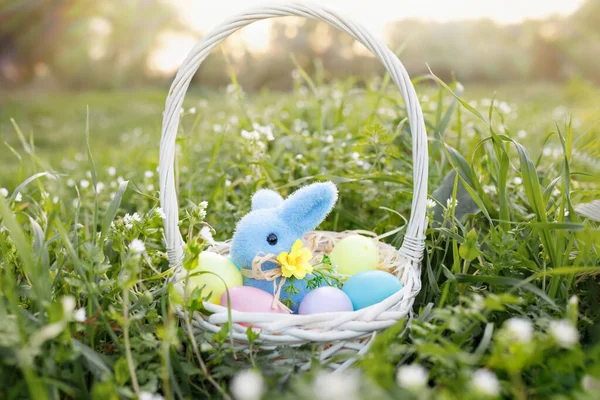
[186,251,243,304]
[330,235,379,276]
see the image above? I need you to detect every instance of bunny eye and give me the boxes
[266,233,278,246]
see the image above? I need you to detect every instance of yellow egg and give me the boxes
[330,235,379,276]
[186,251,243,304]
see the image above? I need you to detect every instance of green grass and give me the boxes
[0,76,599,399]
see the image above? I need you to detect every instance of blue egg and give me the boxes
[342,270,403,310]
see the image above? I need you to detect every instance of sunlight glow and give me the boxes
[148,32,197,74]
[150,0,585,74]
[240,20,272,52]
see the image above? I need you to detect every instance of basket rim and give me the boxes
[173,230,422,343]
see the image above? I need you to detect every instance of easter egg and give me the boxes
[186,251,243,304]
[342,270,402,310]
[298,287,353,315]
[220,286,288,313]
[330,235,379,276]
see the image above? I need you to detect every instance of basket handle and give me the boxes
[159,1,428,268]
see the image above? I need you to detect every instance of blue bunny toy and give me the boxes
[230,182,338,312]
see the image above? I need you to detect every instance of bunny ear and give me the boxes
[252,189,284,210]
[278,182,338,234]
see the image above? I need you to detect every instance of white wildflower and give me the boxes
[569,295,578,306]
[108,166,116,176]
[188,107,197,114]
[352,152,360,160]
[253,123,275,141]
[552,148,562,158]
[129,239,146,254]
[226,83,237,95]
[139,392,164,400]
[225,179,232,187]
[313,370,359,400]
[67,179,75,187]
[14,192,23,202]
[446,197,458,208]
[53,196,59,204]
[230,370,264,400]
[213,124,224,133]
[483,185,497,195]
[582,375,600,392]
[79,179,90,189]
[517,130,527,139]
[553,106,567,120]
[200,226,216,245]
[505,317,534,343]
[117,176,125,184]
[62,296,76,315]
[74,308,86,322]
[123,212,141,229]
[325,135,334,143]
[498,101,512,114]
[155,207,166,219]
[471,293,485,311]
[426,199,437,209]
[472,369,500,396]
[256,141,266,151]
[0,188,8,197]
[295,154,303,160]
[549,319,579,348]
[396,364,428,389]
[241,130,260,141]
[95,182,105,192]
[513,177,523,185]
[146,184,155,192]
[144,170,154,179]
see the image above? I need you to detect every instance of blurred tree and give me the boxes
[2,0,599,90]
[572,0,600,37]
[0,0,185,89]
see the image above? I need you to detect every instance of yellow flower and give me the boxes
[277,239,313,279]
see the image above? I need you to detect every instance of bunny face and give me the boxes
[230,182,338,270]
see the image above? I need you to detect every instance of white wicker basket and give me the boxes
[159,1,428,370]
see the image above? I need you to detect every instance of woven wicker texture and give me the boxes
[158,1,429,368]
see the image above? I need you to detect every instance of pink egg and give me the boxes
[220,286,288,314]
[298,287,354,315]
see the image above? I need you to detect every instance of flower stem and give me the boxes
[123,288,140,394]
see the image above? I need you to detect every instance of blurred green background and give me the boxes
[2,0,600,89]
